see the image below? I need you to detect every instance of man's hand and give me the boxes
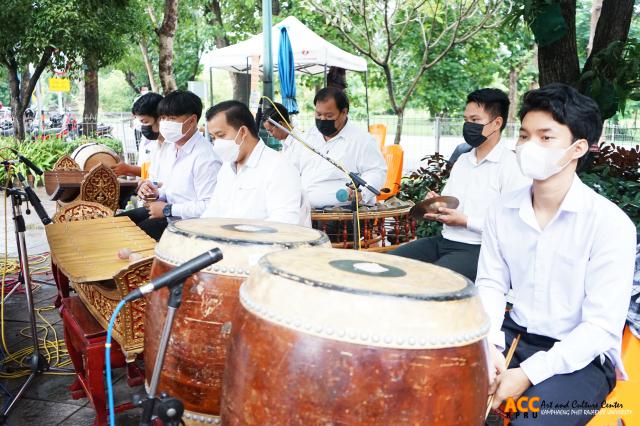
[488,344,507,395]
[111,162,131,176]
[147,201,167,219]
[491,368,532,410]
[137,180,159,200]
[424,207,467,227]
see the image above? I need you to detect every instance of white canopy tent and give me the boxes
[200,16,367,75]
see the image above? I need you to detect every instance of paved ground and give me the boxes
[0,187,143,425]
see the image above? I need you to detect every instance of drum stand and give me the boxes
[136,284,185,426]
[349,185,362,251]
[0,169,70,423]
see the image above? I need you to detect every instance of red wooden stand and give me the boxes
[61,296,144,426]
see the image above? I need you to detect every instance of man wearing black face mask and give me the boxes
[389,88,530,281]
[112,92,164,178]
[287,87,387,208]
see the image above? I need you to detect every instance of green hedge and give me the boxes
[0,137,124,186]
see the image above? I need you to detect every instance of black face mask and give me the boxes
[315,118,338,137]
[141,124,160,140]
[462,122,488,147]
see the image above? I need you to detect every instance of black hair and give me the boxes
[157,90,203,120]
[519,83,603,146]
[313,87,349,112]
[263,102,290,125]
[131,92,163,118]
[205,100,259,138]
[467,88,510,131]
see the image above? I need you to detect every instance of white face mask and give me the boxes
[159,118,193,144]
[516,140,578,181]
[212,129,243,163]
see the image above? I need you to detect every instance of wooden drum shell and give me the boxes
[222,247,490,426]
[223,308,488,425]
[143,219,330,423]
[144,260,243,417]
[71,143,119,171]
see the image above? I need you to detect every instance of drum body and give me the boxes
[222,248,490,426]
[311,198,416,251]
[144,219,329,423]
[70,143,119,171]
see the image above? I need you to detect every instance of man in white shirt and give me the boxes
[288,87,387,208]
[112,92,163,178]
[201,100,306,226]
[479,84,636,425]
[120,90,222,240]
[390,89,530,280]
[262,101,298,157]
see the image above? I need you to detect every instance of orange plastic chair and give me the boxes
[588,325,640,426]
[369,124,387,150]
[377,144,403,201]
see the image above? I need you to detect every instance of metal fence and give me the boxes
[87,112,639,172]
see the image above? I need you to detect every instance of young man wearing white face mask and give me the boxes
[200,100,307,226]
[478,84,636,425]
[120,90,222,240]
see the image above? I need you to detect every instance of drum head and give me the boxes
[241,247,489,349]
[155,218,330,276]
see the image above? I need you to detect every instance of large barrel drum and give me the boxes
[144,218,329,424]
[222,247,490,425]
[70,142,119,171]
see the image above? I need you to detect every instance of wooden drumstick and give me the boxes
[485,334,521,420]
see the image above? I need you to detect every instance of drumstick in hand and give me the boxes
[485,334,521,420]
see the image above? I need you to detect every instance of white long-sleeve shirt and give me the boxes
[158,131,222,219]
[288,121,387,208]
[476,176,637,385]
[201,140,307,226]
[441,141,530,245]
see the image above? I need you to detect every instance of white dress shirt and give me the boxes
[147,141,168,183]
[201,140,307,226]
[288,121,387,208]
[136,136,155,167]
[441,141,530,245]
[476,176,637,385]
[158,132,222,219]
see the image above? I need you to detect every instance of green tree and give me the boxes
[306,0,507,143]
[0,0,85,140]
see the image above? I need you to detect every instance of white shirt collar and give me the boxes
[468,140,506,166]
[231,139,266,173]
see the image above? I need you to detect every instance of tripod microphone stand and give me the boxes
[0,162,70,423]
[265,118,382,250]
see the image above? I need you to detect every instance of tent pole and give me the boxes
[262,0,274,102]
[365,71,370,129]
[246,57,250,102]
[324,64,327,87]
[209,67,213,106]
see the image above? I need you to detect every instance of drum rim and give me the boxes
[167,220,330,247]
[257,255,476,302]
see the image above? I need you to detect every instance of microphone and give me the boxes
[16,173,51,225]
[10,148,43,175]
[336,188,349,202]
[123,248,223,303]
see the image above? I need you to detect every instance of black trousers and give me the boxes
[116,207,168,241]
[388,236,481,281]
[495,314,616,426]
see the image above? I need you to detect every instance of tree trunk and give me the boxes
[158,0,178,94]
[583,0,635,72]
[508,67,518,123]
[82,58,99,136]
[231,73,250,104]
[124,69,142,94]
[587,0,603,57]
[139,40,159,92]
[538,0,580,86]
[393,109,404,145]
[7,69,26,140]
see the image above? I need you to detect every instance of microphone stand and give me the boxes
[0,161,69,424]
[266,118,381,250]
